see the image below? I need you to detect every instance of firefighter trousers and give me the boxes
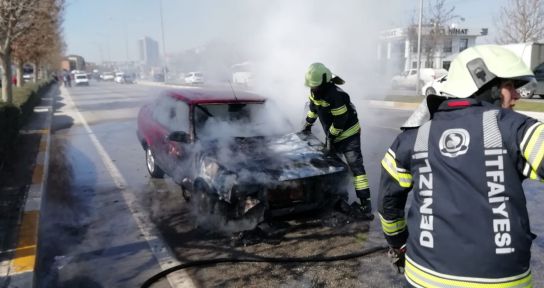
[334,134,370,203]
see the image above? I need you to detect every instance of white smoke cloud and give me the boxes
[244,1,405,125]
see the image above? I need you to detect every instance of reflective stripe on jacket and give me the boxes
[305,83,361,143]
[378,99,544,286]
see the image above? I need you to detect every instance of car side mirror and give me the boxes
[167,131,190,143]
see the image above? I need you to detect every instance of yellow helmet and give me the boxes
[305,63,333,88]
[442,45,535,98]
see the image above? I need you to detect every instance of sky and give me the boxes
[64,0,508,63]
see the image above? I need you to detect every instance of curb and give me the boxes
[4,87,54,287]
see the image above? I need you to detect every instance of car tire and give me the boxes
[145,147,164,178]
[425,87,436,96]
[540,94,544,99]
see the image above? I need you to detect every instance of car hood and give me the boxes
[200,132,347,183]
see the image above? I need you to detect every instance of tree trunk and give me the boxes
[16,61,23,87]
[1,51,13,104]
[33,62,39,82]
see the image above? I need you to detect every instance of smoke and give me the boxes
[242,1,405,125]
[164,1,406,127]
[152,1,407,231]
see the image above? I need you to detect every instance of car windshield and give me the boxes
[194,102,291,139]
[76,75,87,79]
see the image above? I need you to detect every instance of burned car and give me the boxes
[137,87,350,230]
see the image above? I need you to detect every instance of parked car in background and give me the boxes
[114,72,125,83]
[136,88,351,231]
[101,72,115,81]
[122,74,135,84]
[74,73,89,86]
[152,73,165,82]
[421,74,448,96]
[184,72,204,84]
[391,68,447,89]
[23,74,34,82]
[232,71,253,87]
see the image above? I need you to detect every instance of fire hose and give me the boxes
[141,245,389,288]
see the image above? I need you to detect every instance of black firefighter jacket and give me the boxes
[305,83,360,143]
[378,98,544,287]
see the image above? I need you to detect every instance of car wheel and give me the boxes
[146,147,164,178]
[540,94,544,99]
[425,87,436,96]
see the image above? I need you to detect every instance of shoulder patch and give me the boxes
[439,128,470,158]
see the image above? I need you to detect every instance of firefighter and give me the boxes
[301,62,373,220]
[378,44,544,287]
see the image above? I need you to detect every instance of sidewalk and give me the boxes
[0,85,55,288]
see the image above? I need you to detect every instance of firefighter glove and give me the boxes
[388,244,406,274]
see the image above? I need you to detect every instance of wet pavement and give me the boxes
[34,81,544,287]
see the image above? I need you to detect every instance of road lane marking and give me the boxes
[31,164,44,186]
[61,87,195,288]
[11,211,39,273]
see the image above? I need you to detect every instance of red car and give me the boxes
[137,87,349,230]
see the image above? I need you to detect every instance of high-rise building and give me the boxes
[138,36,159,67]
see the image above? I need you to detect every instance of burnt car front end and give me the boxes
[195,133,349,221]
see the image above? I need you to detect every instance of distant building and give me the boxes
[61,55,86,71]
[62,55,86,71]
[138,36,159,67]
[378,25,488,74]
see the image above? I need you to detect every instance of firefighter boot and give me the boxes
[356,189,374,220]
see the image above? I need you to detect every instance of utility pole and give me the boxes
[159,0,168,83]
[416,0,423,96]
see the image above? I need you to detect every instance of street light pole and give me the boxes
[416,0,423,96]
[159,0,168,84]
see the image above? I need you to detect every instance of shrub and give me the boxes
[0,80,53,168]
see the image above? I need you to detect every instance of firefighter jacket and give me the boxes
[305,83,361,143]
[378,98,544,287]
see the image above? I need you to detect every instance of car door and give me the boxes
[163,99,192,182]
[147,95,171,173]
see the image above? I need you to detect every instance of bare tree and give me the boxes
[424,0,460,68]
[496,0,544,44]
[405,0,461,70]
[11,0,64,86]
[0,0,40,103]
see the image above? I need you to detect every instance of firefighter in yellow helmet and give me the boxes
[378,44,544,287]
[302,63,373,220]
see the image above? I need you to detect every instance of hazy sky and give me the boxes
[64,0,507,63]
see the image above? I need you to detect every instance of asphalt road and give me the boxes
[35,81,544,287]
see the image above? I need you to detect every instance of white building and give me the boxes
[378,25,488,75]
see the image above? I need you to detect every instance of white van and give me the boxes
[184,72,204,84]
[74,73,89,86]
[391,68,448,89]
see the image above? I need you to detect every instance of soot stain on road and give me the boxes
[37,139,96,288]
[139,176,410,287]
